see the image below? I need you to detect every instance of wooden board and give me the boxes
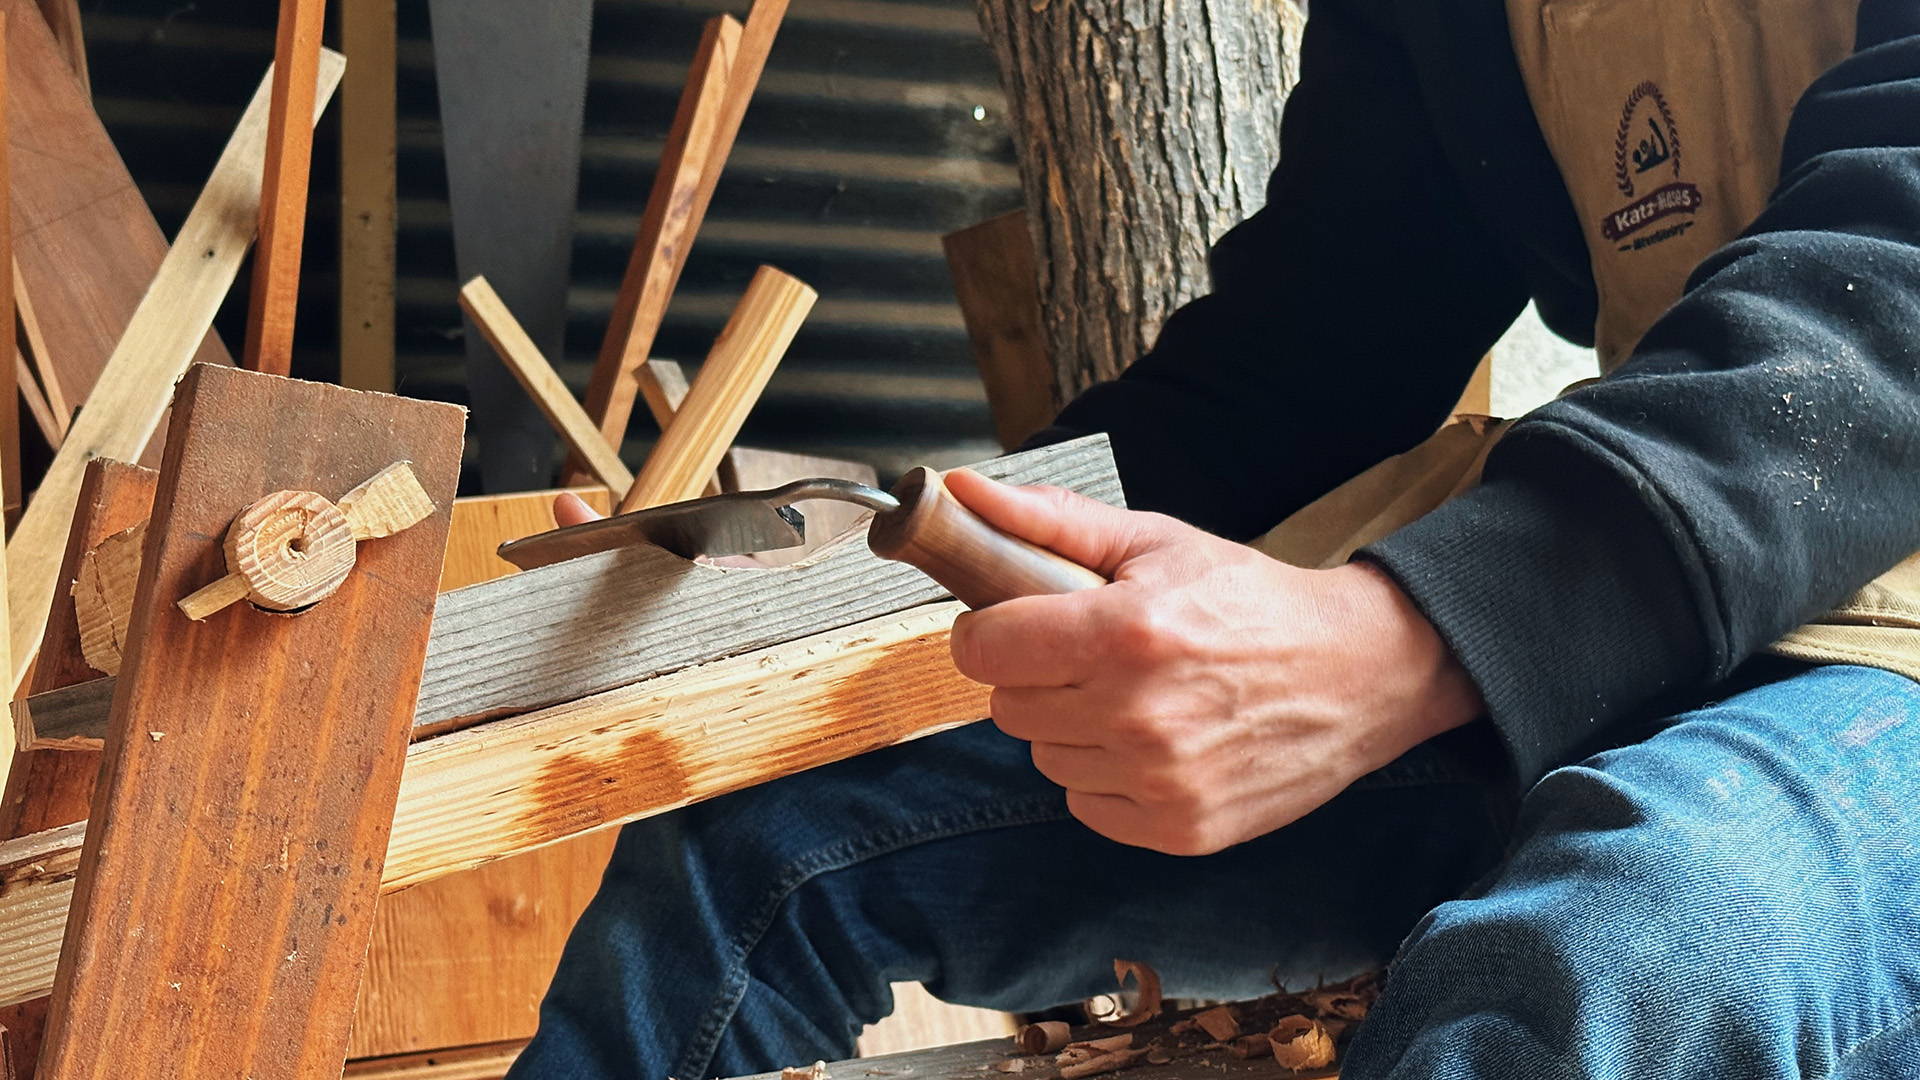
[346,1040,525,1080]
[0,14,17,522]
[2,599,1005,1007]
[36,366,464,1079]
[4,0,229,443]
[943,210,1056,451]
[21,435,1119,744]
[3,47,344,698]
[14,267,69,444]
[243,0,328,376]
[338,0,397,393]
[350,486,616,1060]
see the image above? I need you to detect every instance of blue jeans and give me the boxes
[509,664,1920,1079]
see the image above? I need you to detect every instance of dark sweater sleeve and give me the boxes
[1033,0,1528,541]
[1365,3,1920,785]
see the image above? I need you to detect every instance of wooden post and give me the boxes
[0,13,18,526]
[942,211,1054,451]
[37,366,463,1079]
[974,0,1303,401]
[617,266,814,512]
[572,14,741,471]
[243,0,328,376]
[5,50,344,698]
[338,0,396,393]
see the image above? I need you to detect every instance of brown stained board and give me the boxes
[349,486,618,1060]
[5,47,344,698]
[4,0,230,444]
[338,0,398,394]
[0,14,16,522]
[574,14,741,469]
[36,366,464,1080]
[2,599,1001,1007]
[345,1040,526,1079]
[244,0,327,375]
[943,210,1057,452]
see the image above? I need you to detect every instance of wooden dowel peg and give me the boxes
[339,460,435,540]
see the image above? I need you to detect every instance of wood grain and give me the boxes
[346,1040,525,1079]
[943,210,1056,451]
[0,14,17,522]
[338,0,397,393]
[15,355,56,450]
[574,14,740,466]
[460,276,634,493]
[5,0,230,456]
[351,486,616,1060]
[4,49,344,697]
[37,365,463,1080]
[71,523,142,676]
[619,265,815,511]
[17,434,1120,745]
[28,0,80,93]
[243,0,328,375]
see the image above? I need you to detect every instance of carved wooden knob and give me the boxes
[177,462,435,621]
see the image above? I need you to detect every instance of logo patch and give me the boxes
[1602,81,1701,250]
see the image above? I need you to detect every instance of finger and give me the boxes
[1065,791,1220,856]
[989,686,1102,745]
[950,594,1102,687]
[942,468,1186,579]
[553,491,605,528]
[1028,741,1134,797]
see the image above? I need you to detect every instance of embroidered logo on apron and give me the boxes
[1601,81,1701,250]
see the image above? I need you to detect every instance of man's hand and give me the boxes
[943,469,1484,856]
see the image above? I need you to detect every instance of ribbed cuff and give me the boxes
[1360,430,1711,788]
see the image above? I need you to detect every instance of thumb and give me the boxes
[941,467,1183,579]
[553,491,605,528]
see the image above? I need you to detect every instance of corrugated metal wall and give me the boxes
[80,0,1022,487]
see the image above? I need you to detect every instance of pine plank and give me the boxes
[3,48,344,697]
[14,268,69,444]
[19,435,1118,746]
[243,0,328,375]
[36,365,463,1079]
[350,486,616,1060]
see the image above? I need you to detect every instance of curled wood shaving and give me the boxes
[1267,1015,1335,1072]
[779,1063,829,1080]
[1017,1021,1072,1055]
[1300,989,1370,1022]
[1058,1048,1146,1080]
[1104,959,1163,1028]
[1070,1035,1135,1054]
[1191,1006,1240,1042]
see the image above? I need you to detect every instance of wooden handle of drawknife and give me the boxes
[867,468,1106,609]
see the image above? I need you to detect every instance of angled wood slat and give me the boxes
[22,434,1120,744]
[37,366,463,1079]
[244,0,329,375]
[5,47,345,701]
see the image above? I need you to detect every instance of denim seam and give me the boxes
[678,796,1074,1077]
[1829,996,1920,1076]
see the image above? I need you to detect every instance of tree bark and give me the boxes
[976,0,1304,403]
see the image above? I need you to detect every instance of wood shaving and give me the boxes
[1191,1006,1240,1042]
[781,1063,830,1080]
[1267,1016,1334,1072]
[1017,1021,1072,1055]
[1058,1048,1146,1080]
[1226,1036,1270,1060]
[1105,959,1163,1027]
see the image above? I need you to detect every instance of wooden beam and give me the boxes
[243,0,328,376]
[0,14,16,525]
[20,434,1120,746]
[4,50,344,698]
[36,365,462,1079]
[338,0,396,393]
[0,600,992,1007]
[459,276,635,494]
[15,355,56,450]
[943,210,1056,451]
[574,14,740,467]
[619,265,814,511]
[5,0,232,455]
[28,0,80,94]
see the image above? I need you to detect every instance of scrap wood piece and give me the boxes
[17,434,1122,746]
[943,210,1055,451]
[459,275,635,494]
[4,47,345,697]
[243,0,329,376]
[343,1038,529,1078]
[574,13,741,469]
[15,266,69,444]
[0,599,997,1004]
[618,265,816,512]
[0,14,17,522]
[14,355,55,449]
[337,0,397,394]
[71,522,142,676]
[35,365,463,1079]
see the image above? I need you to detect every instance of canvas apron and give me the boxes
[1253,0,1920,682]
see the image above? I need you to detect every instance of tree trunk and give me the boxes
[976,0,1304,403]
